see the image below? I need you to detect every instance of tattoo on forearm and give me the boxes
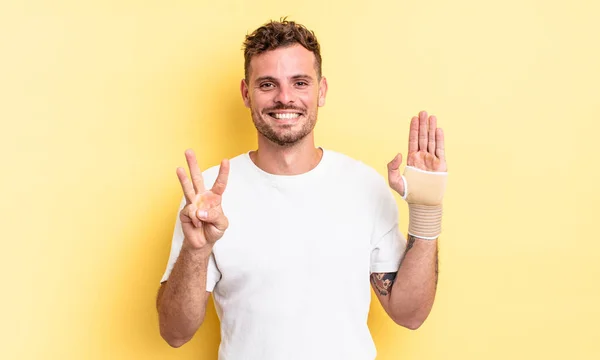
[371,235,439,296]
[370,272,397,296]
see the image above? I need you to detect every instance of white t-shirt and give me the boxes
[161,148,407,360]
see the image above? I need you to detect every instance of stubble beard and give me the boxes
[250,105,317,147]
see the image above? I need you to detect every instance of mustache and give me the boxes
[263,104,306,114]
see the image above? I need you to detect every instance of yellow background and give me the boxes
[1,0,598,359]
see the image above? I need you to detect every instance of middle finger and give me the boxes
[419,111,429,151]
[428,115,437,154]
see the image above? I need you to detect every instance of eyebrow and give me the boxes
[254,74,315,83]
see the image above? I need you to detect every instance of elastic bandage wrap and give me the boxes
[401,166,448,240]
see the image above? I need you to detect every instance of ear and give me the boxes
[318,76,328,107]
[240,79,251,108]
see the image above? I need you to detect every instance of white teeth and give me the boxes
[272,113,300,120]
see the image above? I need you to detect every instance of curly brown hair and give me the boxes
[243,18,322,81]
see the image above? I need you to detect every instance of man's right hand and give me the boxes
[176,149,230,249]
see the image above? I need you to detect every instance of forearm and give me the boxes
[381,110,446,329]
[157,243,213,347]
[389,234,438,329]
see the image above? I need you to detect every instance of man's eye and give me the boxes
[260,83,275,89]
[296,81,308,87]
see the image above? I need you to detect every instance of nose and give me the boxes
[274,84,294,104]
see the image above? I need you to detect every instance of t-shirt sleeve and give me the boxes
[160,196,222,292]
[370,179,407,273]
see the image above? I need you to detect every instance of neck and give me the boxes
[250,133,323,175]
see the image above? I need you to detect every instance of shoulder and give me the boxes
[201,152,251,188]
[324,149,387,187]
[324,149,396,209]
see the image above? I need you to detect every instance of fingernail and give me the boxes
[198,210,208,219]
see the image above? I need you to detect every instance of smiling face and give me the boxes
[241,44,328,147]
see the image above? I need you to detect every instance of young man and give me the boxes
[156,19,447,360]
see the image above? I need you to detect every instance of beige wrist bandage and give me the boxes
[401,166,448,240]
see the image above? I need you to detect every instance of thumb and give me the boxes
[387,153,405,196]
[197,208,229,231]
[387,153,402,173]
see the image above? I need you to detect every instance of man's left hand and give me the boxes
[387,110,447,197]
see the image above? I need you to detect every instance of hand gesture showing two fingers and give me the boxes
[176,149,230,249]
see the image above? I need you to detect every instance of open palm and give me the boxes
[388,111,447,197]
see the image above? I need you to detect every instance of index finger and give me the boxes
[211,159,230,196]
[408,116,419,154]
[185,149,206,194]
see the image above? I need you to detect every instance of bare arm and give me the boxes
[376,110,447,329]
[157,149,230,347]
[156,244,213,347]
[371,234,438,329]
